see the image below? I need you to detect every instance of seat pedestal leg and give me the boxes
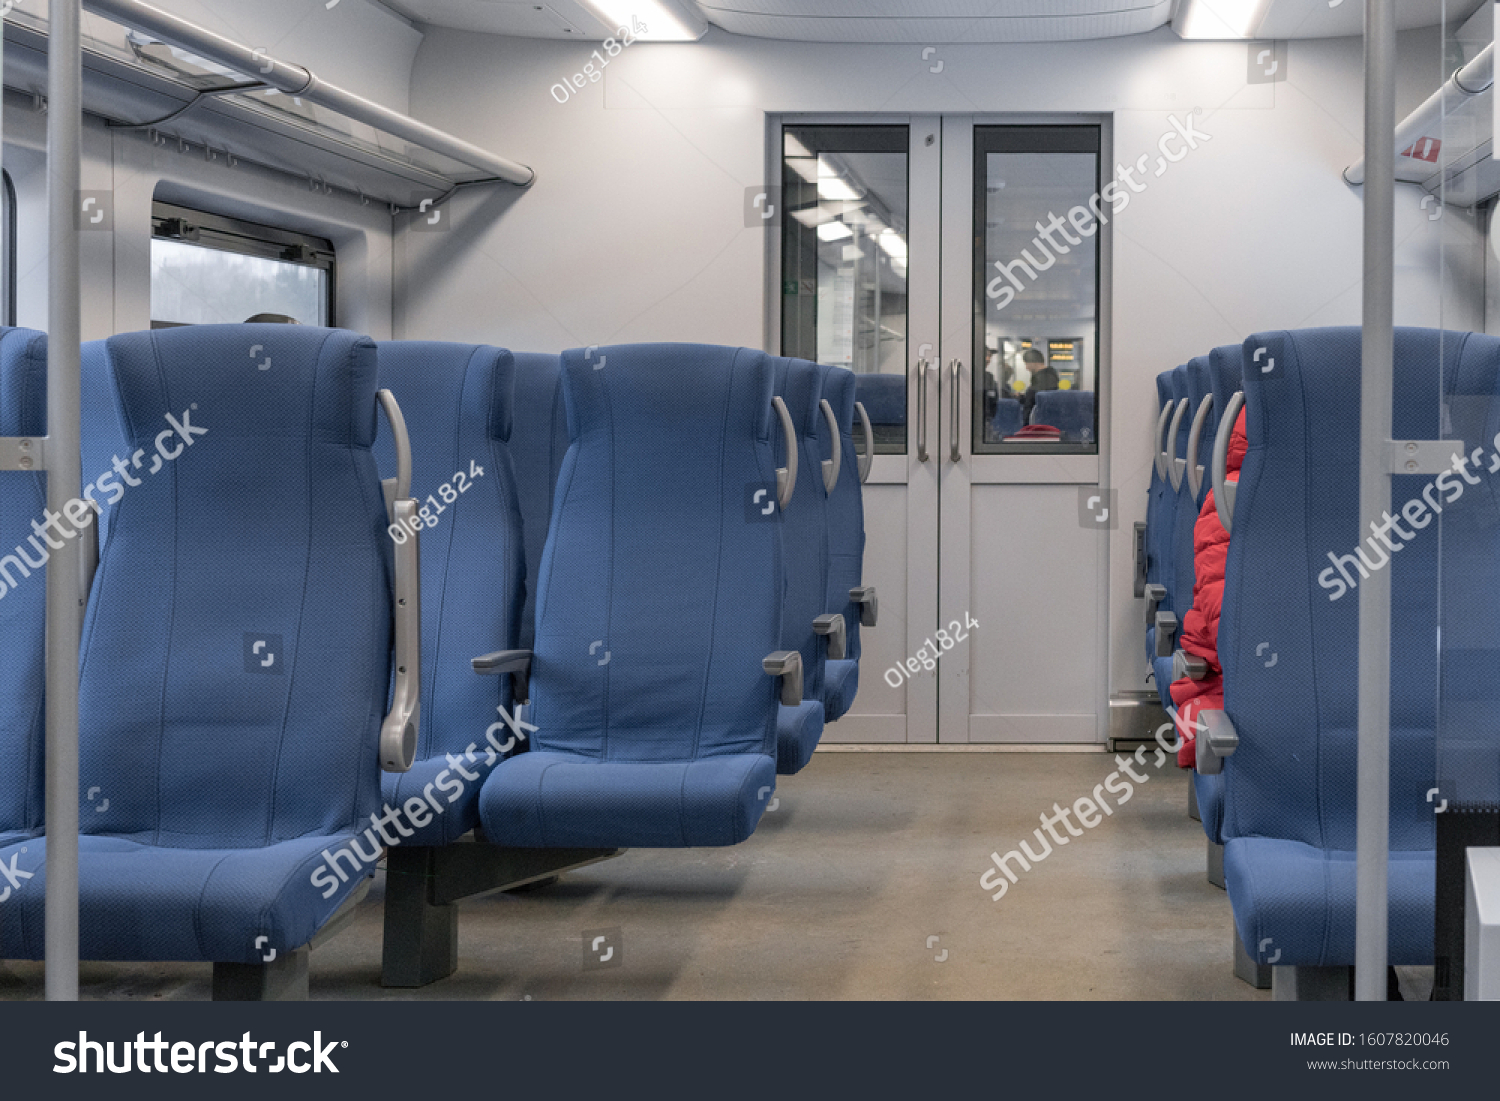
[213,946,310,1001]
[1207,839,1225,889]
[1233,926,1271,989]
[1272,965,1352,1001]
[383,846,458,989]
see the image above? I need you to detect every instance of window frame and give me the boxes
[149,200,336,329]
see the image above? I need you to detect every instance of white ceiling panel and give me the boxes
[1254,0,1486,40]
[695,0,1171,43]
[381,0,1488,42]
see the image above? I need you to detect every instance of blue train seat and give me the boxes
[476,344,789,848]
[1146,367,1190,699]
[0,325,416,1000]
[991,397,1023,440]
[1208,326,1482,987]
[820,365,874,721]
[374,342,524,847]
[771,357,829,773]
[0,327,49,849]
[855,372,906,449]
[1190,343,1245,852]
[1030,389,1094,443]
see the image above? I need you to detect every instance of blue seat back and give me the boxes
[1207,342,1244,433]
[1153,368,1189,612]
[81,339,129,551]
[1168,358,1211,616]
[0,327,48,839]
[373,342,524,767]
[855,373,905,428]
[528,344,782,763]
[991,397,1023,440]
[772,357,829,702]
[1220,326,1467,853]
[510,352,568,650]
[821,366,866,662]
[1144,371,1173,594]
[1031,389,1094,443]
[78,325,389,844]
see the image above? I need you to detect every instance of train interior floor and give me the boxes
[0,752,1299,1001]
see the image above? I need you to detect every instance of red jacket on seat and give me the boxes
[1168,407,1246,767]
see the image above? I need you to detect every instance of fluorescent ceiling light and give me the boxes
[877,231,907,260]
[817,177,863,201]
[817,222,853,242]
[580,0,709,42]
[791,207,834,228]
[786,157,819,184]
[784,133,813,158]
[1173,0,1273,39]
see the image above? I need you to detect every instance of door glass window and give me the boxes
[972,127,1101,453]
[781,125,909,452]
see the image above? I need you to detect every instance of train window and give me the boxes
[149,202,335,328]
[781,125,909,453]
[972,126,1101,454]
[2,170,16,327]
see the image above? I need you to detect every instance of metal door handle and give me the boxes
[916,358,929,462]
[949,359,961,463]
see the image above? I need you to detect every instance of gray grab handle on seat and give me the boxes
[1186,392,1214,500]
[1212,391,1245,535]
[772,395,798,511]
[820,399,842,494]
[855,401,874,483]
[1167,397,1189,492]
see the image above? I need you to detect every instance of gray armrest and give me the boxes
[381,497,421,774]
[1173,649,1208,681]
[813,614,847,661]
[850,586,878,627]
[377,388,420,775]
[472,648,533,704]
[1144,583,1166,629]
[1197,709,1239,775]
[1154,610,1178,657]
[763,650,804,707]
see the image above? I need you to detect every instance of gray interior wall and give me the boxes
[397,22,1485,701]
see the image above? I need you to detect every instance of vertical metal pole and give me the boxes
[45,0,84,1003]
[1357,0,1396,1002]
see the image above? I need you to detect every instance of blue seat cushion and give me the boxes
[1224,837,1434,966]
[479,751,775,848]
[1151,654,1175,708]
[823,659,858,723]
[0,834,371,963]
[776,700,825,775]
[383,749,503,848]
[1194,770,1224,846]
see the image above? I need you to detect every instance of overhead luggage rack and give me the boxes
[2,0,533,208]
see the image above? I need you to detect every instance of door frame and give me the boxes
[764,111,1115,745]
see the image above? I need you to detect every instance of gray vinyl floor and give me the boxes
[0,751,1269,1001]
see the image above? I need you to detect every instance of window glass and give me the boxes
[973,128,1101,453]
[782,125,908,453]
